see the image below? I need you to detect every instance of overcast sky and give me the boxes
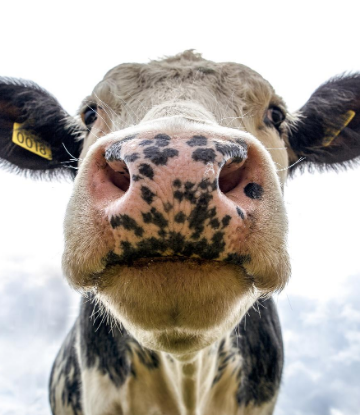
[1,1,360,414]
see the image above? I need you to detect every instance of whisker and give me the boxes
[62,143,81,162]
[276,157,306,172]
[93,93,121,130]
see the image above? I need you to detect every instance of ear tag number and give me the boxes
[323,110,356,147]
[12,123,52,160]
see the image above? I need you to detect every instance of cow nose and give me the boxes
[88,131,267,265]
[104,133,248,197]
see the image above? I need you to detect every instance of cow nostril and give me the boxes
[106,159,131,193]
[218,159,246,194]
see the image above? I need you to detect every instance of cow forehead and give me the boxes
[85,51,284,129]
[79,51,289,182]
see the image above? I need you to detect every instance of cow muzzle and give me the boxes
[63,117,289,290]
[62,117,290,351]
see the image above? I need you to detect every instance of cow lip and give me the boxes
[104,255,219,269]
[98,254,255,285]
[104,248,252,268]
[80,253,257,297]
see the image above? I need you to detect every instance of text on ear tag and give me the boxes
[323,110,356,147]
[12,123,52,160]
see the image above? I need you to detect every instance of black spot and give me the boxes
[136,348,160,369]
[199,178,217,191]
[119,238,167,264]
[183,187,196,203]
[139,139,153,146]
[78,296,134,388]
[141,212,151,223]
[192,148,216,164]
[222,215,231,228]
[212,339,236,386]
[184,181,195,189]
[182,236,225,260]
[132,174,142,182]
[141,207,168,229]
[188,192,214,239]
[236,206,245,219]
[175,212,186,223]
[49,327,82,415]
[186,135,208,147]
[167,232,186,253]
[224,253,250,266]
[234,298,284,406]
[199,179,210,189]
[210,218,220,229]
[144,146,179,165]
[105,135,137,161]
[173,179,182,187]
[235,138,248,149]
[174,190,184,202]
[110,214,144,237]
[106,251,127,267]
[163,202,173,212]
[244,183,264,200]
[215,141,247,161]
[138,163,154,180]
[211,231,224,245]
[191,229,203,240]
[124,153,139,163]
[154,133,171,147]
[208,207,216,218]
[141,186,155,204]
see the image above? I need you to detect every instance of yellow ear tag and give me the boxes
[323,110,356,147]
[12,123,52,160]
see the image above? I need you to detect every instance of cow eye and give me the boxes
[83,106,98,128]
[266,107,286,129]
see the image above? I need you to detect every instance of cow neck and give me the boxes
[127,333,241,415]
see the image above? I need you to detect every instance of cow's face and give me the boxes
[1,51,359,353]
[63,57,291,353]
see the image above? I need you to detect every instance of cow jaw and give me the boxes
[95,259,257,353]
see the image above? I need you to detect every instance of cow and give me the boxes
[0,50,359,415]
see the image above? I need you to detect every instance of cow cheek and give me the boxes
[62,155,115,289]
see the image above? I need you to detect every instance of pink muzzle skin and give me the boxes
[86,130,267,268]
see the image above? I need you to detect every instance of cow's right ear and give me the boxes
[286,73,360,174]
[0,77,84,178]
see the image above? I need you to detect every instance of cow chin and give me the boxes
[93,258,257,354]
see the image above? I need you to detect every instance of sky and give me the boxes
[1,1,360,414]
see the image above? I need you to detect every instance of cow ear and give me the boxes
[0,77,84,178]
[287,73,360,174]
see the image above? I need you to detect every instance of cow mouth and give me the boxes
[85,253,256,296]
[103,250,251,269]
[84,252,254,288]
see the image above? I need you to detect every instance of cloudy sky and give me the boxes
[1,1,360,414]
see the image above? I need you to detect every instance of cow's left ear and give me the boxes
[0,77,84,178]
[287,73,360,173]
